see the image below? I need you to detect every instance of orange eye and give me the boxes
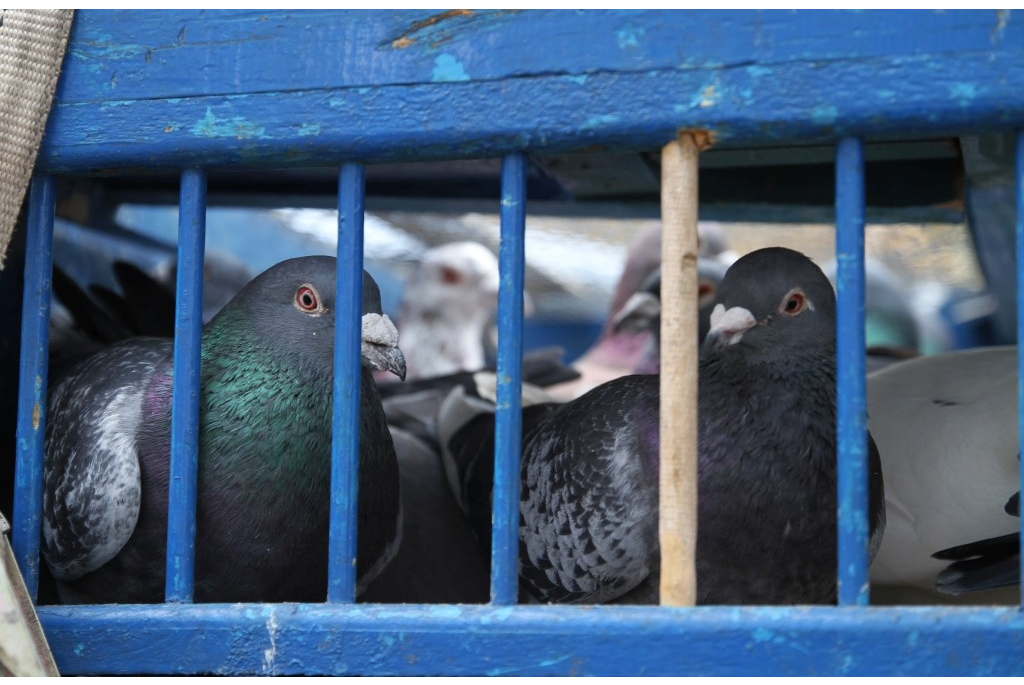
[782,292,806,316]
[296,285,319,312]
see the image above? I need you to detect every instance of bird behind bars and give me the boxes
[442,247,886,604]
[41,256,406,603]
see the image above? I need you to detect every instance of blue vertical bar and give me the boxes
[328,162,365,603]
[1015,129,1024,608]
[165,169,207,602]
[835,137,869,606]
[491,153,527,605]
[13,177,55,598]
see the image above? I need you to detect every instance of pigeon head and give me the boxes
[403,241,500,315]
[208,256,405,381]
[702,247,835,361]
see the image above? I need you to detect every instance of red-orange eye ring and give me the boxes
[296,285,319,312]
[781,291,806,316]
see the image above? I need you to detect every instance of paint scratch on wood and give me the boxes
[992,9,1010,44]
[262,611,278,673]
[390,10,475,49]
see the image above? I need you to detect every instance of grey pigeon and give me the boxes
[42,256,406,604]
[396,241,500,381]
[867,345,1019,604]
[443,247,885,605]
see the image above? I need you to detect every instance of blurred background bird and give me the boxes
[393,241,501,382]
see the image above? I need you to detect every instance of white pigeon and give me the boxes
[867,345,1020,604]
[397,241,501,381]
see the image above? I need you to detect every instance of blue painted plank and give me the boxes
[36,604,1024,676]
[835,138,869,606]
[60,10,1020,101]
[165,169,207,602]
[12,177,56,599]
[491,153,527,604]
[327,163,365,603]
[38,11,1024,171]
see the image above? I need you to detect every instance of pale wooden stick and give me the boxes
[658,132,703,606]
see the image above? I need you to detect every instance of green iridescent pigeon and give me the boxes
[42,256,405,603]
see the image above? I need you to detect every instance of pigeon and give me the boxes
[41,256,406,604]
[362,348,580,604]
[610,259,728,373]
[932,491,1019,596]
[547,222,735,398]
[395,241,500,381]
[443,247,885,605]
[867,345,1020,605]
[358,420,492,604]
[545,223,662,400]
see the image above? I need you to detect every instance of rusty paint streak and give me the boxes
[390,9,475,49]
[32,402,39,431]
[677,128,716,151]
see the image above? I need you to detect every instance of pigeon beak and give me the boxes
[705,304,756,348]
[365,343,407,381]
[361,313,408,381]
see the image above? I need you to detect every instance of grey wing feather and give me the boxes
[42,339,171,581]
[519,379,660,604]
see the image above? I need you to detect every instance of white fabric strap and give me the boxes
[0,9,74,270]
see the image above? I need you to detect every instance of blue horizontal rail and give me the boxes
[35,604,1024,676]
[36,10,1024,172]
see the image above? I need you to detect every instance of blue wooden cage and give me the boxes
[7,9,1024,675]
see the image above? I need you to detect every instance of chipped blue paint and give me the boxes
[567,74,588,85]
[487,653,574,677]
[745,64,774,79]
[298,123,321,136]
[190,107,267,140]
[582,113,620,130]
[752,627,775,642]
[812,105,839,126]
[98,100,136,110]
[950,82,979,105]
[690,78,721,109]
[616,25,644,49]
[431,54,469,82]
